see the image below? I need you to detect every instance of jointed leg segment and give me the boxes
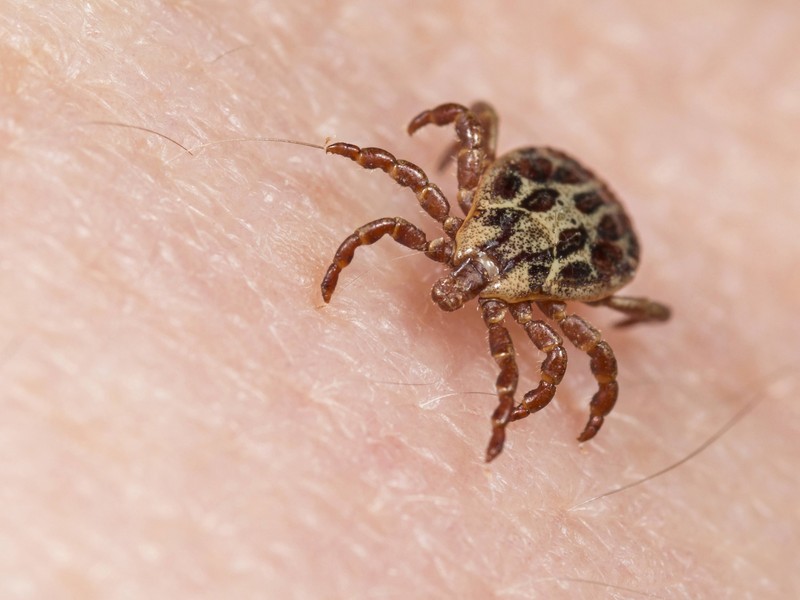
[326,142,462,238]
[321,218,452,302]
[435,101,499,175]
[480,299,519,463]
[508,303,568,422]
[407,103,497,215]
[587,294,671,327]
[538,301,619,442]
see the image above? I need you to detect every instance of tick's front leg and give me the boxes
[326,142,461,238]
[435,101,499,173]
[407,103,495,215]
[321,218,453,302]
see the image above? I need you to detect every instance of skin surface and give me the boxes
[2,2,799,598]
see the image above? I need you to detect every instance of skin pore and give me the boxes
[3,2,799,598]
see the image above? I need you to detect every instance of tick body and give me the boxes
[321,102,670,462]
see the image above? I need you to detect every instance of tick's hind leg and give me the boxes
[321,217,452,302]
[587,295,671,327]
[480,299,519,462]
[507,303,568,423]
[538,301,618,443]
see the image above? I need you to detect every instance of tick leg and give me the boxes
[407,102,496,215]
[587,295,671,327]
[508,303,568,423]
[436,101,499,173]
[480,299,519,462]
[470,101,499,160]
[538,301,618,443]
[326,142,461,238]
[321,217,452,303]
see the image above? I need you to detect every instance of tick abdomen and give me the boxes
[456,147,640,303]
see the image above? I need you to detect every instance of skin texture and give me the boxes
[2,2,799,598]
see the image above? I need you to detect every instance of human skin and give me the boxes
[2,1,799,598]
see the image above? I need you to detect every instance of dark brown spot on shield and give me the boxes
[502,248,552,285]
[573,191,604,214]
[485,207,521,230]
[597,214,623,240]
[558,261,593,282]
[517,155,553,182]
[527,261,551,286]
[591,241,624,274]
[552,165,586,184]
[556,226,588,258]
[492,171,521,200]
[520,188,558,212]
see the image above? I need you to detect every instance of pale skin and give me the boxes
[2,3,799,599]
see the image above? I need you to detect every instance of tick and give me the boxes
[321,102,670,462]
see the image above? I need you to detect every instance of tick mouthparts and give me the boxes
[431,255,496,311]
[431,278,465,311]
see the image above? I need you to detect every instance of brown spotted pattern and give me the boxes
[455,147,639,302]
